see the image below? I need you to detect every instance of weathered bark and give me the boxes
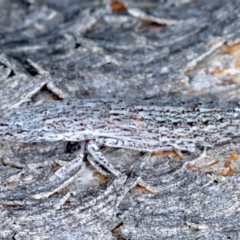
[1,0,240,239]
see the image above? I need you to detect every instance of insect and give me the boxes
[0,98,240,179]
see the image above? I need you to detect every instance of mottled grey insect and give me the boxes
[0,98,240,178]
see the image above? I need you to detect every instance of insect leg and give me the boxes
[96,137,171,152]
[50,141,85,181]
[96,137,195,159]
[87,140,121,177]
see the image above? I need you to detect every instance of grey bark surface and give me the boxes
[1,0,240,239]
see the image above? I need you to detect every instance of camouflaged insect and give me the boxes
[0,98,240,178]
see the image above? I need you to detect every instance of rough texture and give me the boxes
[1,0,240,239]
